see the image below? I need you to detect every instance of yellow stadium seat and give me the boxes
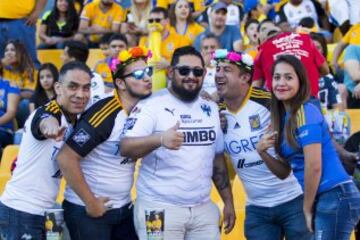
[346,109,360,133]
[38,49,105,70]
[0,145,19,194]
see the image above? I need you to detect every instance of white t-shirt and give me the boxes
[1,100,73,216]
[86,72,106,109]
[202,67,217,95]
[64,95,134,208]
[223,87,302,207]
[280,0,318,28]
[124,89,224,207]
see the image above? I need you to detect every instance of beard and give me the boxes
[171,79,202,102]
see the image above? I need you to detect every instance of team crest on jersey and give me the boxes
[249,114,261,131]
[123,118,137,133]
[201,104,211,117]
[72,128,90,146]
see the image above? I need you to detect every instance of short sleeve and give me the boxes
[215,127,224,154]
[7,82,20,95]
[124,101,157,137]
[344,45,360,61]
[41,11,51,24]
[31,103,62,140]
[296,103,323,147]
[80,4,92,20]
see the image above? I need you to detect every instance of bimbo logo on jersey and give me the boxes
[180,126,216,146]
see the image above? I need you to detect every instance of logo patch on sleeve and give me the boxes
[72,128,90,146]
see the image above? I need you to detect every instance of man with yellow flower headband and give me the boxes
[57,46,153,240]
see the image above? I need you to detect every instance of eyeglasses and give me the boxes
[148,18,162,23]
[174,66,204,77]
[123,67,153,80]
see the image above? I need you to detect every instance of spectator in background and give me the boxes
[0,0,46,69]
[0,78,20,150]
[123,0,152,45]
[328,0,360,35]
[332,23,360,71]
[200,33,221,95]
[38,0,79,49]
[343,45,360,109]
[253,20,329,98]
[243,19,259,59]
[198,0,244,28]
[139,7,191,70]
[0,40,36,128]
[29,63,59,112]
[169,0,204,44]
[154,0,204,18]
[75,0,125,47]
[99,33,114,59]
[94,33,128,91]
[61,40,106,106]
[194,2,243,52]
[310,32,343,110]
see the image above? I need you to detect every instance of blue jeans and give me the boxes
[314,181,360,240]
[0,201,46,240]
[63,200,138,240]
[0,19,40,68]
[245,195,312,240]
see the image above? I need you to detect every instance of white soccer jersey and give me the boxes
[64,94,134,208]
[124,89,224,207]
[86,72,106,109]
[223,87,302,207]
[1,100,73,216]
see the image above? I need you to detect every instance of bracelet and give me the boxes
[160,134,164,146]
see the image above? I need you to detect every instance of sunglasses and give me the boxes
[174,66,204,77]
[148,18,162,23]
[123,67,153,80]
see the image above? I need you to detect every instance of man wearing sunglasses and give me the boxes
[121,46,235,239]
[56,47,152,240]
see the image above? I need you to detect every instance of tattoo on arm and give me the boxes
[212,161,230,190]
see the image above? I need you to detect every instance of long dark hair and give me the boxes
[1,40,35,82]
[34,63,59,106]
[47,0,79,36]
[271,55,310,155]
[169,0,194,28]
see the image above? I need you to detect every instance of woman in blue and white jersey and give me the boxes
[257,54,360,240]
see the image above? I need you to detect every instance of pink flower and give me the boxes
[109,58,120,72]
[226,52,241,62]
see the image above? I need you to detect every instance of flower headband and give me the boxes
[111,46,152,73]
[211,49,254,72]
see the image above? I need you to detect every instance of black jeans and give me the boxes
[63,200,138,240]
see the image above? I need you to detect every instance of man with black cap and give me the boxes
[194,2,242,52]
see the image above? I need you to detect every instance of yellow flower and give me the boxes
[118,50,132,63]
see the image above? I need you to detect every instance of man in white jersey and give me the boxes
[213,49,312,240]
[56,46,152,239]
[0,61,91,239]
[121,46,235,240]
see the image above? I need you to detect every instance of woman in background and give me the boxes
[257,55,360,239]
[29,63,59,113]
[38,0,79,49]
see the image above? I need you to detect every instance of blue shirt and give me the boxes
[0,78,20,132]
[344,44,360,93]
[280,102,350,193]
[194,25,241,52]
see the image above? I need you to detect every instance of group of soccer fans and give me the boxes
[1,0,360,239]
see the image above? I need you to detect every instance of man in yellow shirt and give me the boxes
[139,7,191,70]
[332,23,360,69]
[75,0,125,47]
[0,0,47,68]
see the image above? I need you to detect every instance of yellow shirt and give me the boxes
[155,0,204,12]
[94,60,113,88]
[2,68,36,91]
[243,44,258,59]
[342,24,360,45]
[170,23,204,44]
[0,0,35,19]
[139,28,191,62]
[152,219,162,230]
[81,1,125,42]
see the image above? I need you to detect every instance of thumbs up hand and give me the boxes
[161,121,184,150]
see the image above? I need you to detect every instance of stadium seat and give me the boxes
[0,145,19,194]
[38,49,105,70]
[346,109,360,133]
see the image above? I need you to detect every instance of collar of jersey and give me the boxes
[227,86,252,114]
[113,89,126,113]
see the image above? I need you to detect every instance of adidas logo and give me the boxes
[234,122,241,129]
